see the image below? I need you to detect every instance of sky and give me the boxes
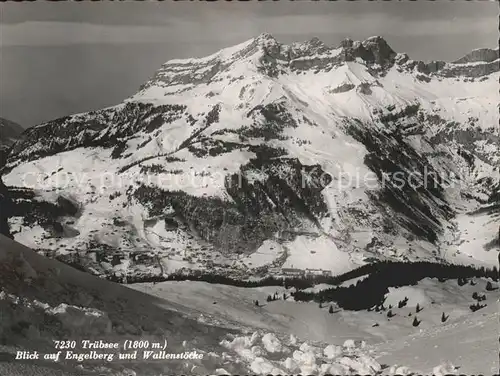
[0,1,498,128]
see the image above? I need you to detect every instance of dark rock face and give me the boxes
[0,178,13,238]
[142,34,402,86]
[429,127,500,166]
[0,117,24,146]
[357,37,397,67]
[330,83,356,94]
[0,117,24,169]
[452,48,499,64]
[344,111,455,244]
[133,149,331,255]
[489,183,500,204]
[0,148,10,170]
[441,60,499,78]
[6,102,187,167]
[400,55,498,79]
[357,83,373,95]
[417,61,446,74]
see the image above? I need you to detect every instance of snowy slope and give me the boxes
[2,234,451,376]
[0,234,251,375]
[374,302,498,375]
[3,34,499,280]
[131,276,499,375]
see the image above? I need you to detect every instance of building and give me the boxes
[305,268,323,276]
[268,267,281,275]
[280,268,305,278]
[305,268,332,277]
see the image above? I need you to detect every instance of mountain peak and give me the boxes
[363,35,391,46]
[253,32,278,44]
[250,32,282,58]
[336,35,396,67]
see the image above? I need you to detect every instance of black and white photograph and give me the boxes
[0,1,499,375]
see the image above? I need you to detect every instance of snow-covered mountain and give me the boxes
[2,34,499,280]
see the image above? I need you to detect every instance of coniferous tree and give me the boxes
[255,300,259,307]
[441,312,448,323]
[486,281,496,291]
[387,310,395,318]
[266,295,272,302]
[470,303,487,312]
[416,303,423,313]
[412,317,421,327]
[329,305,334,314]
